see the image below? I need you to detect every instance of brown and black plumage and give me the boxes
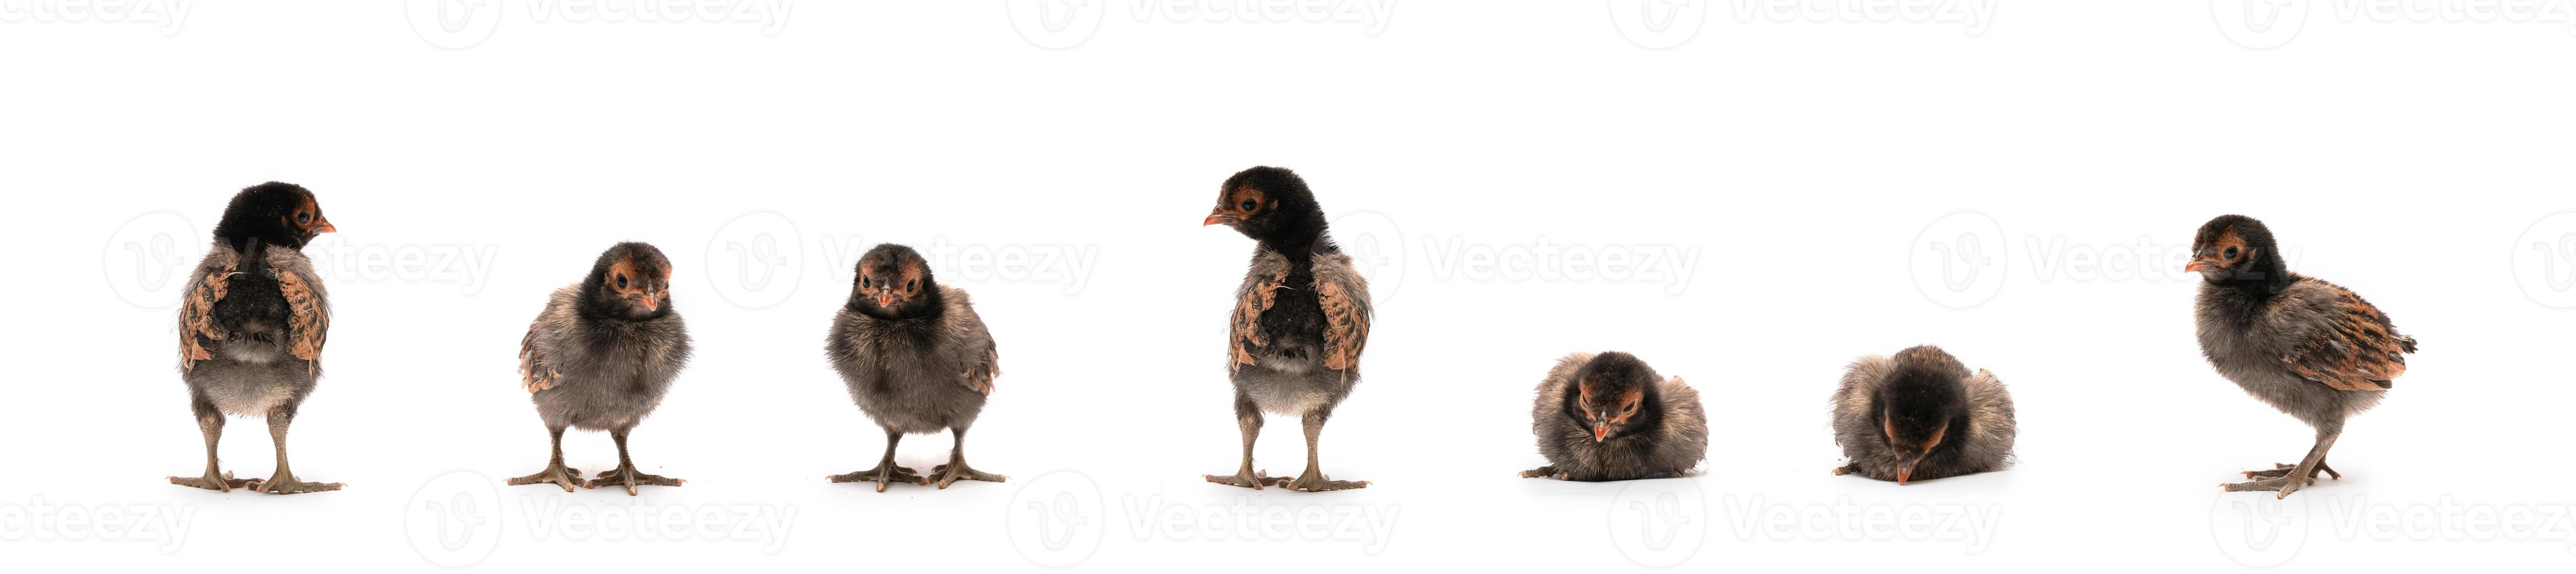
[825,244,1007,492]
[508,242,692,496]
[1520,352,1708,481]
[1201,166,1375,492]
[2189,215,2417,498]
[1831,346,2015,484]
[169,182,343,495]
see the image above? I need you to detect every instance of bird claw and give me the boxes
[930,462,1008,488]
[1203,469,1275,490]
[829,464,926,493]
[584,466,683,496]
[507,465,583,492]
[1278,470,1369,492]
[2242,462,2341,481]
[168,470,260,493]
[2222,476,2311,498]
[254,474,345,495]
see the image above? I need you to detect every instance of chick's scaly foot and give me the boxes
[168,470,259,493]
[2242,462,2342,481]
[1204,469,1275,490]
[255,473,345,495]
[1278,469,1369,492]
[586,466,683,496]
[1518,466,1566,480]
[506,464,583,492]
[930,462,1008,488]
[2222,475,2314,498]
[829,464,925,493]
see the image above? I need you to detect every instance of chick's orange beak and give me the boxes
[1203,212,1241,227]
[2184,258,2216,272]
[875,293,894,308]
[1592,425,1609,442]
[1894,459,1917,486]
[636,295,660,312]
[313,216,337,234]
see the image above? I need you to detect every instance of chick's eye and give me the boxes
[296,211,312,225]
[2223,247,2240,259]
[905,279,917,292]
[1239,199,1257,211]
[615,274,629,289]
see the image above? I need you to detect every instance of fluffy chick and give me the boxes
[2189,215,2417,498]
[1831,346,2016,484]
[170,182,343,495]
[1201,166,1376,492]
[509,242,693,496]
[825,244,1007,492]
[1520,352,1708,481]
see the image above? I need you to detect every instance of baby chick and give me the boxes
[825,244,1007,492]
[2189,215,2417,498]
[1519,352,1708,481]
[508,242,693,496]
[1201,166,1375,492]
[169,182,343,495]
[1831,346,2016,484]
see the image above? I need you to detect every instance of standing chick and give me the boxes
[170,182,343,494]
[2189,215,2417,498]
[508,242,692,496]
[1519,352,1708,481]
[1201,166,1374,492]
[825,244,1007,492]
[1831,346,2016,484]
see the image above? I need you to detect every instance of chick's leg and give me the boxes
[1518,466,1564,480]
[587,426,683,496]
[1204,395,1274,489]
[830,429,924,492]
[930,427,1008,488]
[1280,408,1368,492]
[168,407,257,492]
[254,404,344,494]
[2223,423,2341,498]
[506,425,582,491]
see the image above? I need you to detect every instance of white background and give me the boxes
[5,0,2572,570]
